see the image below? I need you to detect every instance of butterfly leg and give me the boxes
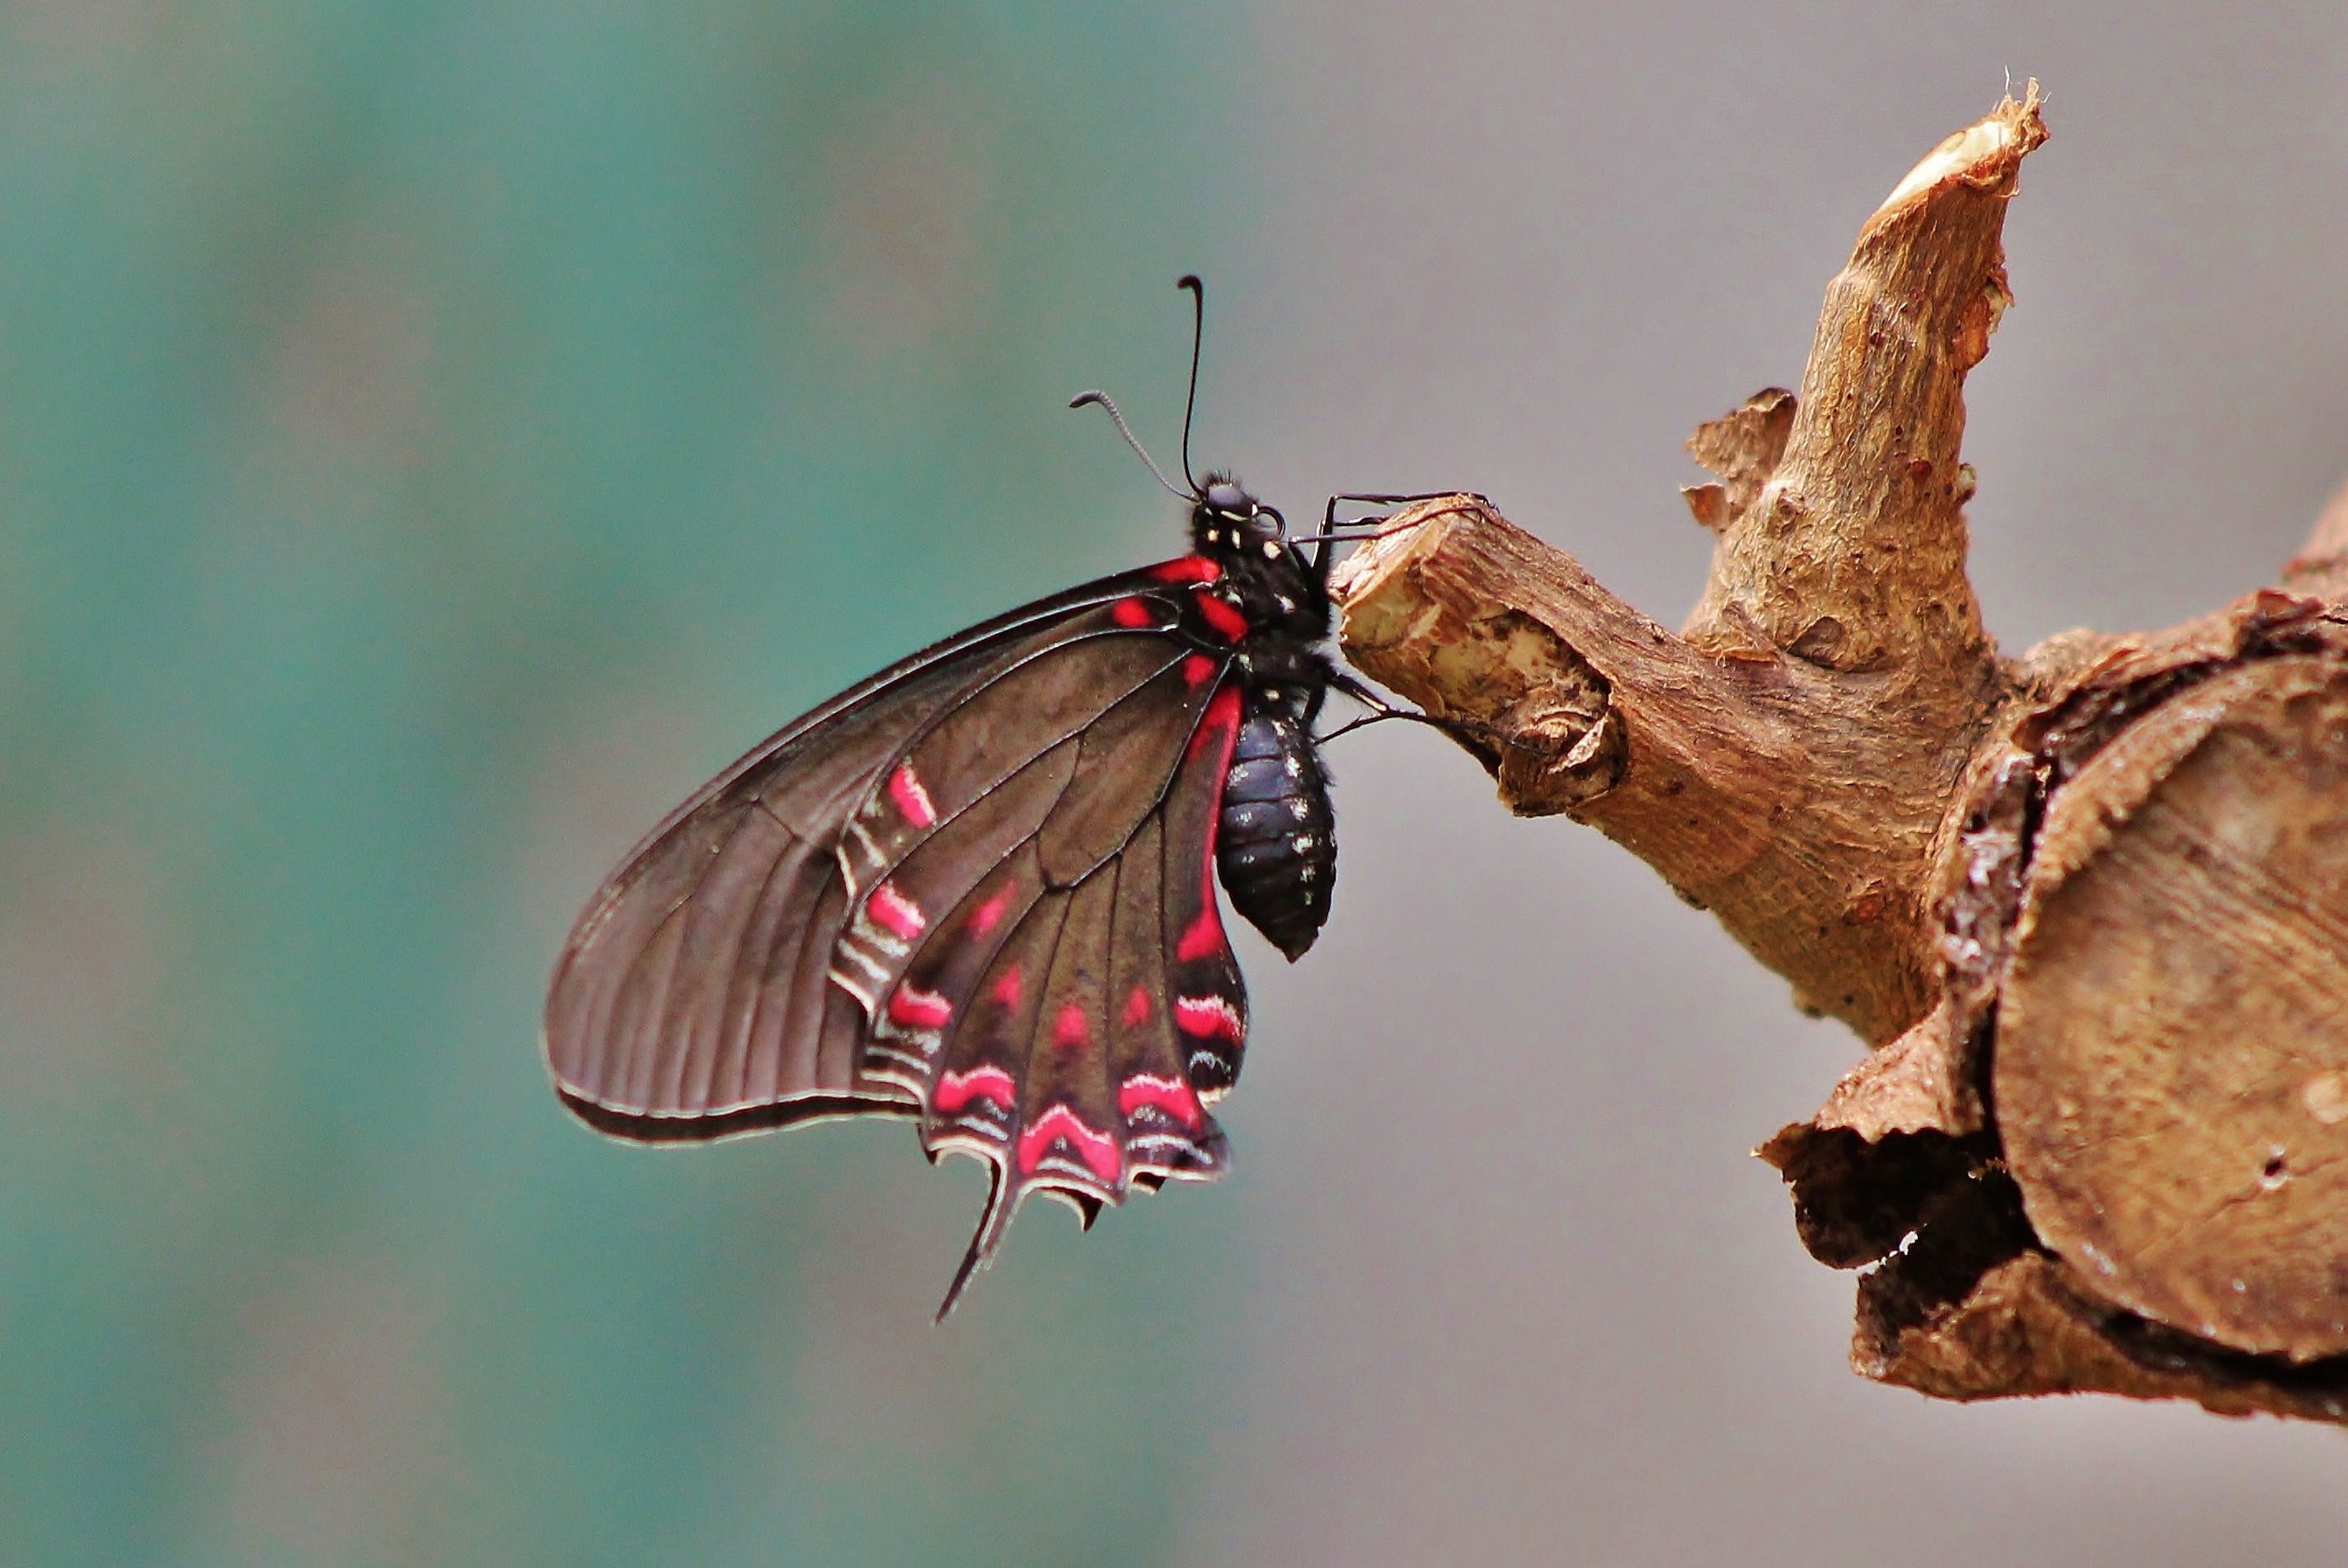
[1325,489,1492,508]
[1303,494,1379,582]
[1299,491,1491,580]
[1318,670,1500,748]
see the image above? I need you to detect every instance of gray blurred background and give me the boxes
[3,1,2344,1564]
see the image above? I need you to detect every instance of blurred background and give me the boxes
[4,2,2346,1563]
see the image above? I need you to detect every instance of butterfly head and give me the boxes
[1190,472,1326,636]
[1190,473,1287,561]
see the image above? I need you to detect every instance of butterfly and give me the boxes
[542,278,1440,1315]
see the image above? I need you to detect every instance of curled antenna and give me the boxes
[1176,275,1205,492]
[1068,389,1190,500]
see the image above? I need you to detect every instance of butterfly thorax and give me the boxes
[1190,474,1331,642]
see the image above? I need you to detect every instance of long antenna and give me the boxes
[1068,389,1189,500]
[1176,275,1205,492]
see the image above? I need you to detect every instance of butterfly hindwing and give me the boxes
[844,738,1082,1068]
[926,868,1068,1167]
[1106,815,1228,1190]
[918,679,1251,1309]
[833,609,1189,903]
[827,627,1192,1016]
[1162,683,1251,1098]
[1012,866,1125,1209]
[824,644,1239,1217]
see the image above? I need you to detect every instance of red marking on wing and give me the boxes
[868,881,926,940]
[1111,597,1154,628]
[888,984,954,1029]
[989,963,1025,1008]
[1121,984,1152,1028]
[969,886,1013,935]
[1185,683,1242,941]
[934,1065,1016,1115]
[1176,907,1225,962]
[887,761,937,828]
[1052,1002,1091,1051]
[1186,683,1243,762]
[1181,652,1217,688]
[1174,994,1243,1043]
[1118,1073,1204,1130]
[1148,556,1223,585]
[1194,590,1248,641]
[1017,1104,1120,1183]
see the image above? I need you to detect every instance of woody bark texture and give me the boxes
[1330,85,2348,1423]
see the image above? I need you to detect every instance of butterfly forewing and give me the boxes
[547,570,1191,1126]
[544,546,1300,1314]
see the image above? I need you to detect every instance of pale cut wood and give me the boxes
[2284,475,2348,593]
[1998,658,2348,1360]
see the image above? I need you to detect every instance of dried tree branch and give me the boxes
[1332,84,2348,1424]
[2284,475,2348,594]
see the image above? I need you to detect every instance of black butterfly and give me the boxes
[543,278,1434,1315]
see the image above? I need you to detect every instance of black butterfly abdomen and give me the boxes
[1216,706,1334,961]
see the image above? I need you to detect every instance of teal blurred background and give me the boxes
[1,6,1256,1563]
[7,3,2348,1566]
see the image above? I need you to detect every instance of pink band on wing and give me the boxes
[1117,1073,1203,1129]
[1111,597,1155,628]
[932,1064,1015,1115]
[1194,591,1248,641]
[1052,1002,1090,1051]
[1176,907,1224,962]
[887,984,953,1029]
[1181,653,1217,688]
[1148,556,1222,585]
[1186,684,1242,761]
[1017,1104,1120,1184]
[968,885,1013,935]
[1120,984,1153,1028]
[887,762,937,828]
[1173,994,1243,1043]
[989,963,1024,1008]
[868,881,926,940]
